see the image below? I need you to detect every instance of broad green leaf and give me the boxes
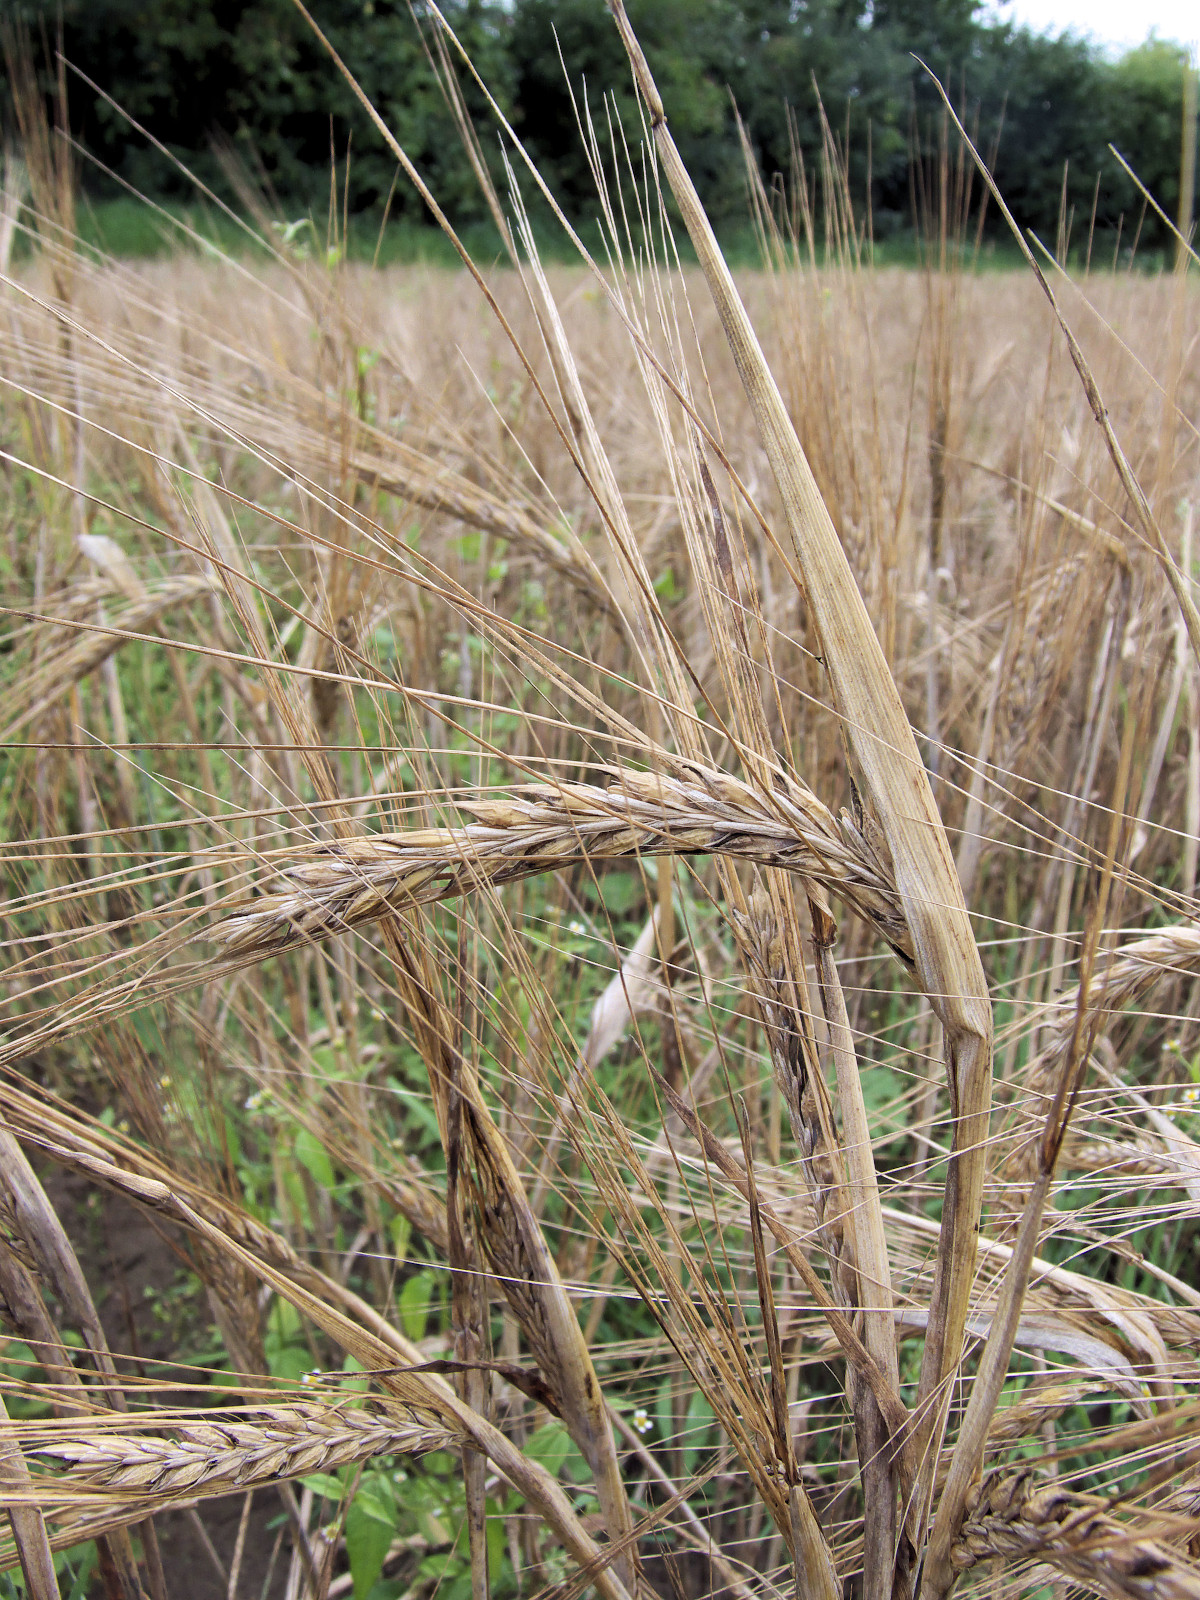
[346,1494,395,1600]
[522,1421,570,1478]
[294,1128,337,1192]
[399,1268,438,1342]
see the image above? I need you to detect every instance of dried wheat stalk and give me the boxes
[376,924,642,1597]
[605,16,992,1588]
[0,1389,58,1600]
[214,766,911,962]
[730,883,901,1594]
[734,889,856,1307]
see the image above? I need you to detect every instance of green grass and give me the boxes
[68,193,1101,272]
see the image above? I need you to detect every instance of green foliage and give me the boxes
[398,1267,441,1341]
[345,1486,395,1600]
[971,29,1195,253]
[0,1543,97,1600]
[5,0,1196,248]
[302,1448,516,1600]
[7,0,516,223]
[1107,38,1196,220]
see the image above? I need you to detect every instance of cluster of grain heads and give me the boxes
[1,4,1199,1600]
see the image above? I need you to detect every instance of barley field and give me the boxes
[1,15,1199,1600]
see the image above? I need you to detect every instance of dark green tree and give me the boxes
[2,0,1193,252]
[5,0,515,223]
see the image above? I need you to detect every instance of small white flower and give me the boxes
[631,1408,653,1436]
[1184,1087,1199,1106]
[1165,1038,1183,1056]
[568,920,588,937]
[300,1369,324,1387]
[245,1092,265,1112]
[158,1075,172,1090]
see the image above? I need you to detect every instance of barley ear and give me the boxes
[0,1388,60,1600]
[41,1138,636,1600]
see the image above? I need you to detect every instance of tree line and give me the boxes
[4,0,1197,252]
